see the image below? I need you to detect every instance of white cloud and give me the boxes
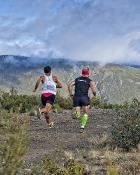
[63,31,140,64]
[0,0,140,64]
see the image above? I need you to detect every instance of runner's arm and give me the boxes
[68,80,75,97]
[33,76,43,92]
[90,81,96,97]
[54,76,63,88]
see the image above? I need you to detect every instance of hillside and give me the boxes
[0,55,140,103]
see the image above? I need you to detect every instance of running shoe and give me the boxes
[80,126,85,133]
[48,122,54,128]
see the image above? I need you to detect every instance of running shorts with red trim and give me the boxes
[41,94,55,106]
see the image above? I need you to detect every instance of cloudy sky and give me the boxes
[0,0,140,64]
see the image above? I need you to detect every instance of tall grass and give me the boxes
[0,110,29,175]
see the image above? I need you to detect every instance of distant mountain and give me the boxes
[0,55,73,69]
[0,55,99,69]
[0,55,140,104]
[112,60,140,68]
[123,64,140,68]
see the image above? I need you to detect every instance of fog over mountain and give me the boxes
[0,55,140,104]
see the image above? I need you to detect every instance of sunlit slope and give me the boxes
[0,55,140,103]
[95,64,140,103]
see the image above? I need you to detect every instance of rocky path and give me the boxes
[23,109,116,174]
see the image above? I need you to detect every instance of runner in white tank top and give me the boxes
[42,74,57,95]
[33,66,62,128]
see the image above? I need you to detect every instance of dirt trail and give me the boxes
[24,109,116,173]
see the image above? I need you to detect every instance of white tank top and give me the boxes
[42,74,57,95]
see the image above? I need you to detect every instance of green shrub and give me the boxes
[111,100,140,151]
[65,159,84,175]
[90,96,101,108]
[1,89,139,114]
[30,156,85,175]
[61,97,73,110]
[0,110,28,175]
[90,96,118,109]
[0,90,39,113]
[55,94,73,110]
[31,155,63,174]
[107,165,118,175]
[53,104,63,113]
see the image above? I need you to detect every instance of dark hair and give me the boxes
[44,66,51,74]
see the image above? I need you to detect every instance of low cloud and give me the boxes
[0,0,140,64]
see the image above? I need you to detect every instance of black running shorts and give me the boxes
[41,94,55,106]
[73,95,90,107]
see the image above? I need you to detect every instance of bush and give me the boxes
[53,104,63,113]
[90,97,138,110]
[0,90,39,113]
[30,156,84,175]
[31,155,66,174]
[61,97,73,110]
[55,94,73,110]
[90,96,101,108]
[0,110,28,175]
[111,100,140,151]
[1,89,139,114]
[65,159,84,175]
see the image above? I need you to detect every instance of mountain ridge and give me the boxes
[0,55,140,68]
[0,55,140,104]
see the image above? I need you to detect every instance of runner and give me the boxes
[68,68,96,132]
[33,66,63,128]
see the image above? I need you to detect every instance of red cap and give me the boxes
[82,68,90,75]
